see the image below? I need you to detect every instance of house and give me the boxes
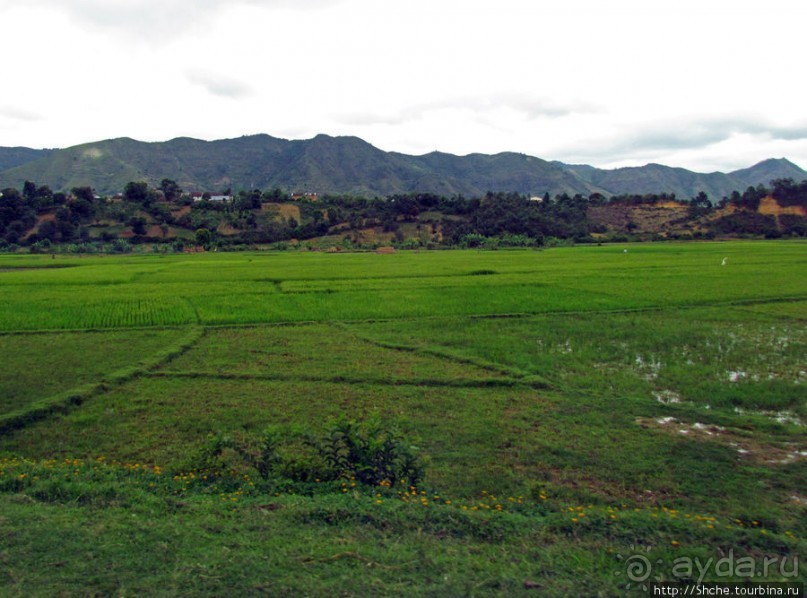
[191,193,233,202]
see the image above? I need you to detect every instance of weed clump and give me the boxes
[197,415,426,489]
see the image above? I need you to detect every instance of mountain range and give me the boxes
[0,134,805,200]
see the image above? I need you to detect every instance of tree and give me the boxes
[130,216,148,236]
[689,191,712,217]
[71,186,95,203]
[195,228,212,247]
[37,219,58,241]
[123,181,154,208]
[234,190,261,212]
[23,181,37,200]
[771,178,807,207]
[33,185,54,210]
[159,178,182,202]
[262,188,285,202]
[57,219,76,242]
[70,197,94,219]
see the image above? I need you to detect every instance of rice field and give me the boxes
[0,240,804,595]
[1,242,804,331]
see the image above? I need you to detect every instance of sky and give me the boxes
[1,0,805,173]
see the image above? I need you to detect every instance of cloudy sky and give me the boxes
[1,0,805,172]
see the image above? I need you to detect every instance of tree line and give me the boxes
[1,177,805,252]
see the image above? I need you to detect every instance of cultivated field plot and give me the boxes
[0,241,804,595]
[0,329,186,415]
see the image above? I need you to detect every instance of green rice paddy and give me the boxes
[0,241,804,595]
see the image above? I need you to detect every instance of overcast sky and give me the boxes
[1,0,805,172]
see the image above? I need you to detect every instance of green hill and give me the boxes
[558,158,807,200]
[0,134,804,200]
[0,147,55,172]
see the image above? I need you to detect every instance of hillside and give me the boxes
[1,134,803,199]
[558,158,806,200]
[0,147,55,172]
[2,135,592,197]
[2,175,805,252]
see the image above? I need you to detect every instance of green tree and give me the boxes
[195,228,212,247]
[261,188,285,202]
[130,216,148,236]
[23,180,37,201]
[71,186,95,203]
[159,179,182,202]
[124,181,150,204]
[37,219,58,241]
[689,191,712,217]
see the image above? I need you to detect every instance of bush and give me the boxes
[779,214,807,237]
[197,416,426,488]
[711,211,778,237]
[313,416,425,486]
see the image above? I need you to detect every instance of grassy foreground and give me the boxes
[0,242,804,596]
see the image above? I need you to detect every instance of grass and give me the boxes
[0,240,804,595]
[162,324,512,383]
[0,329,184,415]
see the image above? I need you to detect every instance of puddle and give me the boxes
[635,355,662,381]
[653,390,682,405]
[727,370,747,382]
[649,417,724,436]
[637,416,805,466]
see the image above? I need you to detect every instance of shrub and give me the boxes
[313,416,425,486]
[197,416,426,488]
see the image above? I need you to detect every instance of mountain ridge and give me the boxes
[0,134,804,200]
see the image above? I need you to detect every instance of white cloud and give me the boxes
[0,0,805,172]
[334,94,598,128]
[0,106,43,123]
[186,68,253,99]
[0,0,346,38]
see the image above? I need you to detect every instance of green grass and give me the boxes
[0,329,185,415]
[163,324,511,383]
[0,241,804,595]
[1,241,803,331]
